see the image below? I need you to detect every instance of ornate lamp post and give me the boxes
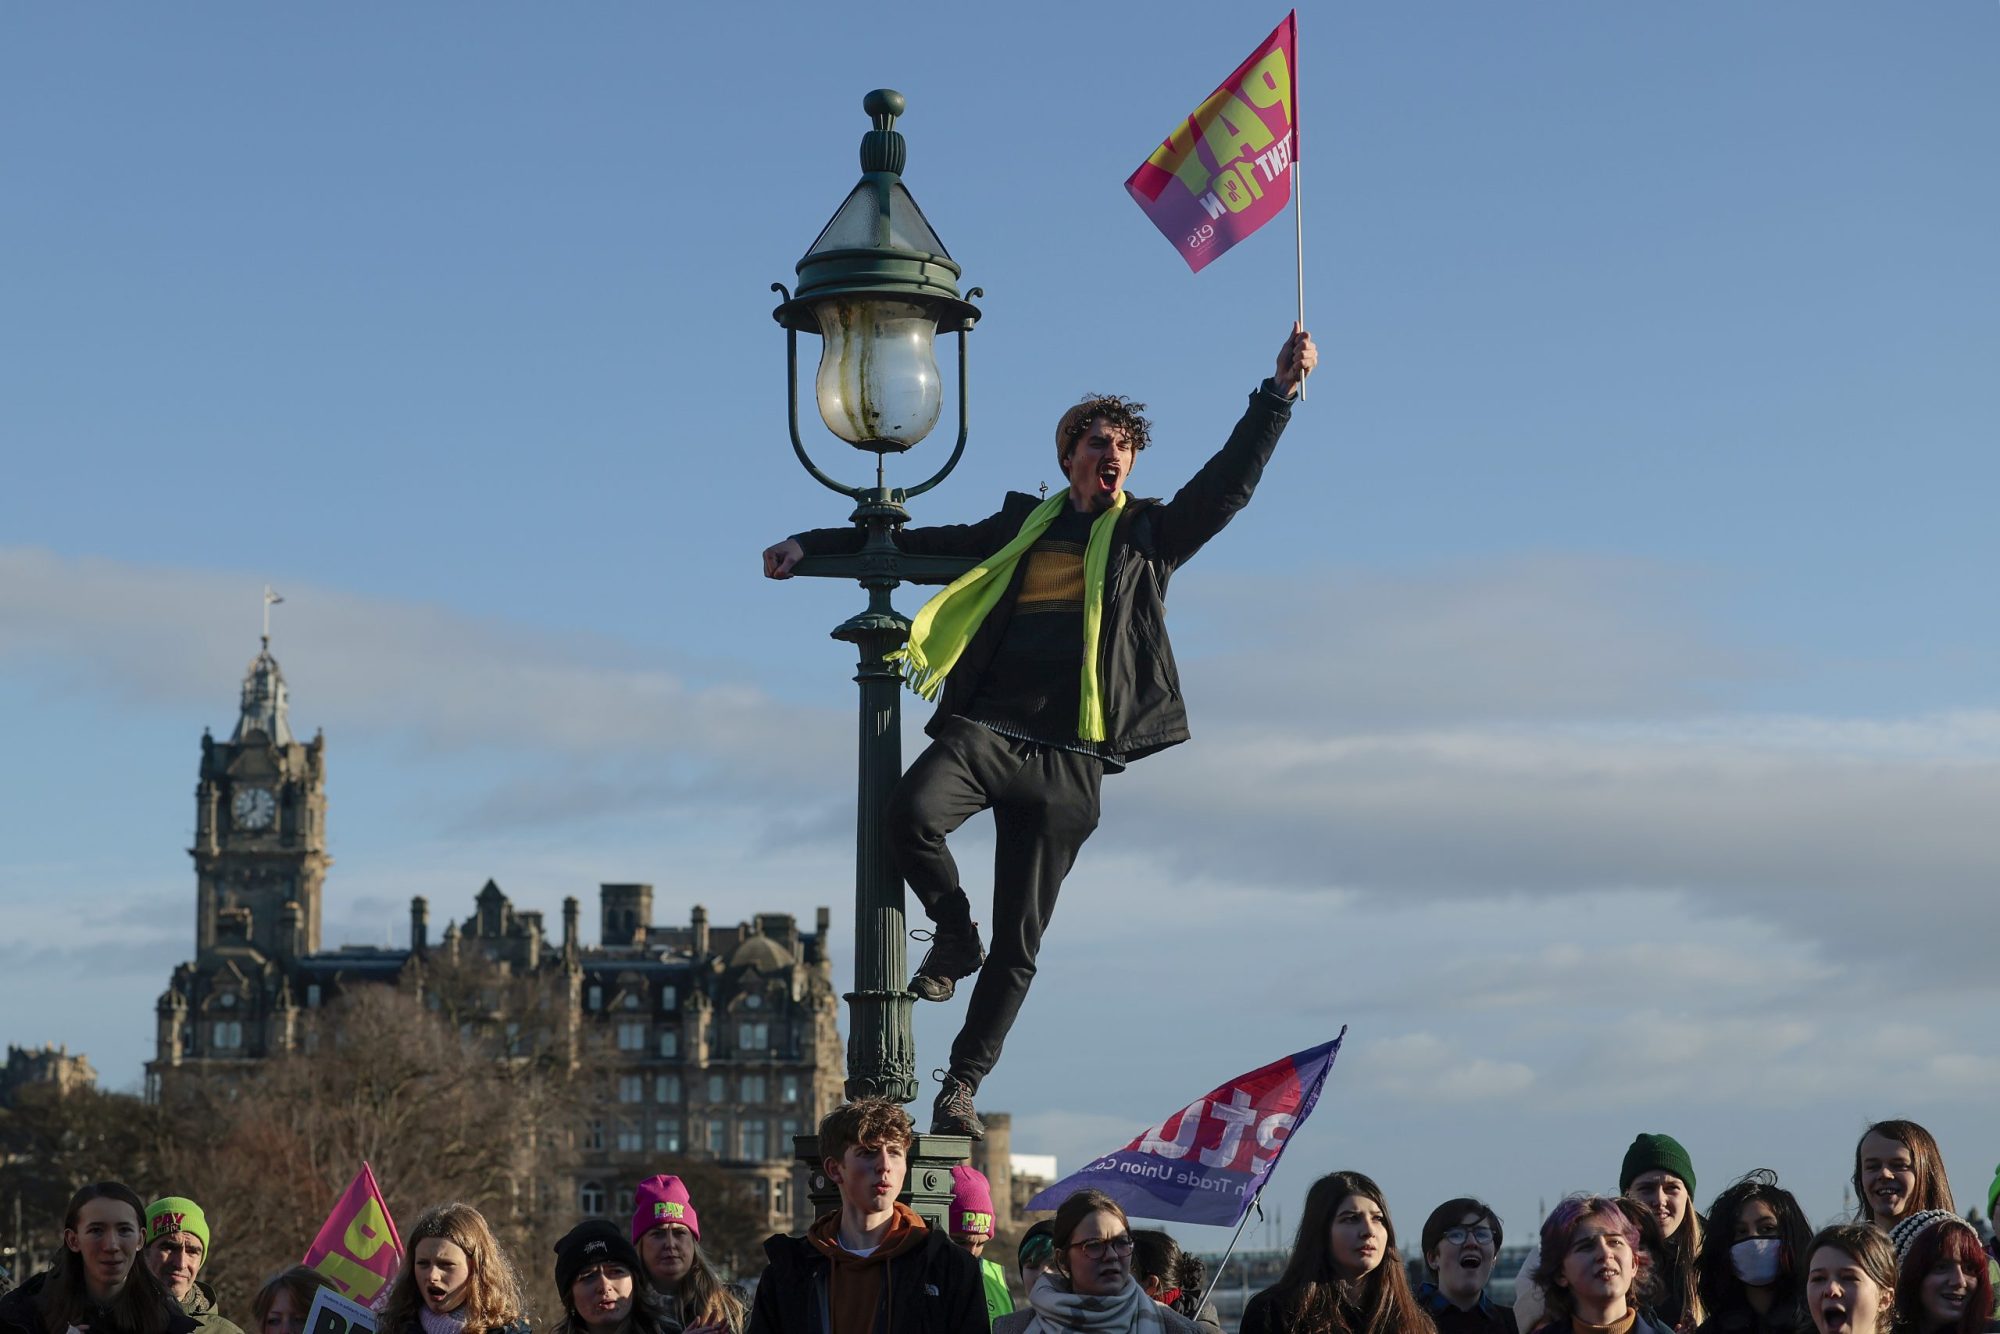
[772,89,980,1227]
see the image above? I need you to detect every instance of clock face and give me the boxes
[232,786,277,830]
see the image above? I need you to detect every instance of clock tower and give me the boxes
[192,637,330,959]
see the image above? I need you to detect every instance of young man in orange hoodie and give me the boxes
[748,1099,987,1334]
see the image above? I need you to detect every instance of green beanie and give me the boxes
[1620,1133,1696,1198]
[1987,1163,1999,1221]
[145,1197,211,1253]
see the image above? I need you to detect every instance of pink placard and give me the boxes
[302,1163,403,1303]
[1126,12,1298,273]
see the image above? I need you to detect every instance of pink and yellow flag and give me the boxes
[302,1163,403,1304]
[1126,12,1298,273]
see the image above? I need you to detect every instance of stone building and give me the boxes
[0,1044,99,1106]
[147,636,844,1233]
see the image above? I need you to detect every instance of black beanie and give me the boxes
[554,1219,643,1303]
[1619,1132,1696,1198]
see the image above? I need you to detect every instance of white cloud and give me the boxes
[1350,1032,1537,1101]
[0,546,847,819]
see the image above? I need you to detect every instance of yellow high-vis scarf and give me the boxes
[890,492,1126,742]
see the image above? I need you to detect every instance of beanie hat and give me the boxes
[555,1220,642,1301]
[1018,1220,1056,1276]
[145,1197,211,1254]
[1619,1133,1696,1198]
[1889,1209,1962,1262]
[1988,1163,2000,1222]
[948,1166,996,1238]
[632,1174,701,1245]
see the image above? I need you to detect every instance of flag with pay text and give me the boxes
[1126,12,1298,273]
[1026,1030,1343,1226]
[303,1162,403,1304]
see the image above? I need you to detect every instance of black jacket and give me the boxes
[795,380,1293,762]
[0,1273,200,1334]
[746,1227,987,1334]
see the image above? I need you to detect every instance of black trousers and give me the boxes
[886,718,1104,1090]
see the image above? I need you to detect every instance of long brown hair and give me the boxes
[1854,1122,1955,1226]
[378,1204,526,1334]
[41,1183,174,1334]
[1265,1171,1430,1334]
[661,1247,746,1334]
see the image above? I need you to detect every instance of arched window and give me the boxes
[580,1181,605,1215]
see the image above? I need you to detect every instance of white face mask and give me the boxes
[1731,1237,1784,1287]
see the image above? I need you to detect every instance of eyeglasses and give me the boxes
[1069,1234,1136,1261]
[1443,1227,1496,1247]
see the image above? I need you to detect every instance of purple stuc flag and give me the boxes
[1126,12,1298,273]
[1027,1030,1343,1226]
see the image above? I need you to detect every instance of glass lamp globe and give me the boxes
[812,296,942,452]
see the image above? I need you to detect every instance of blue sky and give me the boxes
[4,1,1998,1254]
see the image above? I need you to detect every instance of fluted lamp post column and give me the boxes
[772,89,980,1232]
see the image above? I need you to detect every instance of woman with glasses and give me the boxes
[1239,1171,1432,1334]
[1417,1199,1515,1334]
[998,1189,1200,1334]
[1692,1171,1813,1334]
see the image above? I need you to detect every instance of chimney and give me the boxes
[411,897,430,954]
[563,897,580,955]
[691,904,710,957]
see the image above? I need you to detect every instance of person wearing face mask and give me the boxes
[376,1204,528,1334]
[551,1220,683,1334]
[1529,1196,1673,1334]
[0,1183,196,1334]
[1803,1225,1896,1334]
[1619,1136,1703,1333]
[1239,1171,1432,1334]
[143,1198,243,1334]
[249,1269,329,1334]
[1692,1172,1813,1334]
[1417,1199,1515,1334]
[995,1190,1197,1334]
[1889,1214,1996,1334]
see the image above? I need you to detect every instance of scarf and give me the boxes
[1022,1273,1167,1334]
[890,492,1127,742]
[419,1307,469,1334]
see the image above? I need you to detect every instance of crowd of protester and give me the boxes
[1,1112,1993,1334]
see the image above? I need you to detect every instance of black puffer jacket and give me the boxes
[794,380,1294,763]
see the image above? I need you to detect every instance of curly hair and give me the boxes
[1696,1170,1813,1321]
[817,1097,913,1162]
[1055,395,1152,468]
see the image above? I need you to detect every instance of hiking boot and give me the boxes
[908,919,985,1002]
[931,1071,985,1139]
